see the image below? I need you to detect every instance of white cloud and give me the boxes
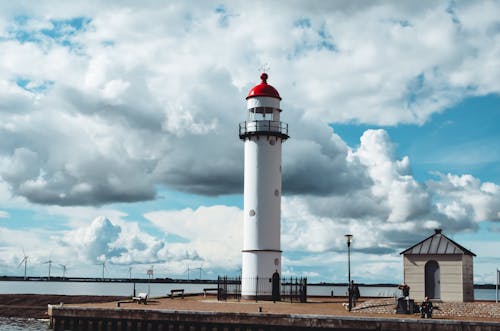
[102,79,130,104]
[0,1,499,205]
[57,215,170,267]
[356,130,431,223]
[281,129,500,259]
[449,237,500,284]
[60,216,122,262]
[145,205,243,269]
[0,226,57,275]
[427,173,500,225]
[0,213,171,277]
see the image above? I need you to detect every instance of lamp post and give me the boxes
[496,268,499,303]
[345,234,353,312]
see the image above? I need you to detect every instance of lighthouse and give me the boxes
[239,73,289,299]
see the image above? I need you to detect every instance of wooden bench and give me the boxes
[203,288,219,297]
[170,289,184,299]
[132,292,148,304]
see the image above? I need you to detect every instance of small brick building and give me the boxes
[400,229,475,302]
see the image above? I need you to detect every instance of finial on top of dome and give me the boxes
[260,72,268,83]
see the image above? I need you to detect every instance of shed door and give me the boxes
[425,260,440,299]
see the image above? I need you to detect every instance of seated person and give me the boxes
[420,297,433,318]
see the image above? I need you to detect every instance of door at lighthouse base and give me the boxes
[272,271,280,301]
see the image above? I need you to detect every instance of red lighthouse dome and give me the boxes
[246,73,281,100]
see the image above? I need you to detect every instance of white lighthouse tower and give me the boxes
[239,73,289,299]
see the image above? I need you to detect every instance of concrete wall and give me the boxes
[404,254,473,302]
[48,305,500,331]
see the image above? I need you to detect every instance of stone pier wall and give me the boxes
[48,305,500,331]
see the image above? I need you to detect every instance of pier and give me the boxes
[48,296,500,331]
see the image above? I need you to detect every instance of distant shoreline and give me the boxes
[1,276,497,289]
[309,282,498,289]
[0,275,218,284]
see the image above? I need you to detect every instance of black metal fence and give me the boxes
[217,276,241,301]
[282,277,307,303]
[217,276,307,303]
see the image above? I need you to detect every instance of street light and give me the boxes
[496,268,499,303]
[345,234,353,312]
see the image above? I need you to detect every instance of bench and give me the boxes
[132,292,148,304]
[170,289,184,299]
[203,288,219,297]
[116,300,133,307]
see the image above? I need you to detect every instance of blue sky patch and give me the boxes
[16,78,54,93]
[7,15,90,50]
[294,18,311,29]
[215,5,232,28]
[333,94,500,183]
[41,17,90,39]
[290,18,337,58]
[405,72,426,107]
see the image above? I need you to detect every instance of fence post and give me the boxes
[217,276,220,301]
[304,277,307,302]
[238,276,241,302]
[496,269,499,303]
[255,277,259,302]
[225,276,228,301]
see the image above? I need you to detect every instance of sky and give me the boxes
[0,1,499,284]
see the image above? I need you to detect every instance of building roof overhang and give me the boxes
[400,229,476,256]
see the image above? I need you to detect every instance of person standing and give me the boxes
[351,280,361,307]
[398,283,410,298]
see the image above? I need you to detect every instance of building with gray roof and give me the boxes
[400,229,475,302]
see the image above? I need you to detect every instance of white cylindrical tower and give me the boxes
[239,73,289,299]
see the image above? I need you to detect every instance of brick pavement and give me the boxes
[353,298,500,321]
[73,295,500,322]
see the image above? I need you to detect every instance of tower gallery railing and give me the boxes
[239,120,289,139]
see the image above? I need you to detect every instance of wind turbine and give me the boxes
[146,265,154,296]
[59,264,67,278]
[97,261,107,280]
[43,258,53,279]
[192,265,203,279]
[147,265,154,278]
[17,250,29,280]
[128,266,133,279]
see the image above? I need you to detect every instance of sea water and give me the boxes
[0,280,496,299]
[0,280,209,297]
[0,317,49,330]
